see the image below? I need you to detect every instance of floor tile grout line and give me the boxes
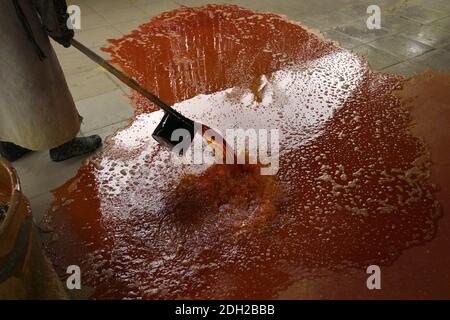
[29,191,53,202]
[357,40,435,61]
[403,49,446,66]
[427,15,450,24]
[398,14,445,26]
[104,72,131,94]
[84,119,131,136]
[379,59,416,71]
[398,30,450,49]
[380,47,448,71]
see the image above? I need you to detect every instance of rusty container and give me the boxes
[0,157,67,299]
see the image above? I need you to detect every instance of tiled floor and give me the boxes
[12,0,450,224]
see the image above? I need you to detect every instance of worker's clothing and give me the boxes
[0,0,80,151]
[31,0,75,48]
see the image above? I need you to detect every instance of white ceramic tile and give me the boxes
[14,150,88,199]
[74,26,123,48]
[57,50,98,75]
[28,192,54,225]
[65,68,119,101]
[136,0,181,18]
[113,18,150,35]
[84,0,134,12]
[79,12,111,30]
[100,6,149,24]
[76,90,134,132]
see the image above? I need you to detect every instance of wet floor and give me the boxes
[43,5,445,299]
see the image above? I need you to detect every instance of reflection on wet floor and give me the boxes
[44,5,441,299]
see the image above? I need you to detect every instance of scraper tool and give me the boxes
[71,39,196,151]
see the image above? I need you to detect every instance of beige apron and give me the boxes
[0,0,80,150]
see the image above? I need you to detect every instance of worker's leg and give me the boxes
[0,141,32,162]
[49,135,102,162]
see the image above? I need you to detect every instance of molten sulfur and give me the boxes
[43,5,443,299]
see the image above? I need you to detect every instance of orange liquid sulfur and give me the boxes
[44,5,440,299]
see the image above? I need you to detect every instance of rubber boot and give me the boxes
[49,135,102,162]
[0,141,32,162]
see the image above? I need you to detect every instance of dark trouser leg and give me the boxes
[0,141,32,162]
[49,135,102,162]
